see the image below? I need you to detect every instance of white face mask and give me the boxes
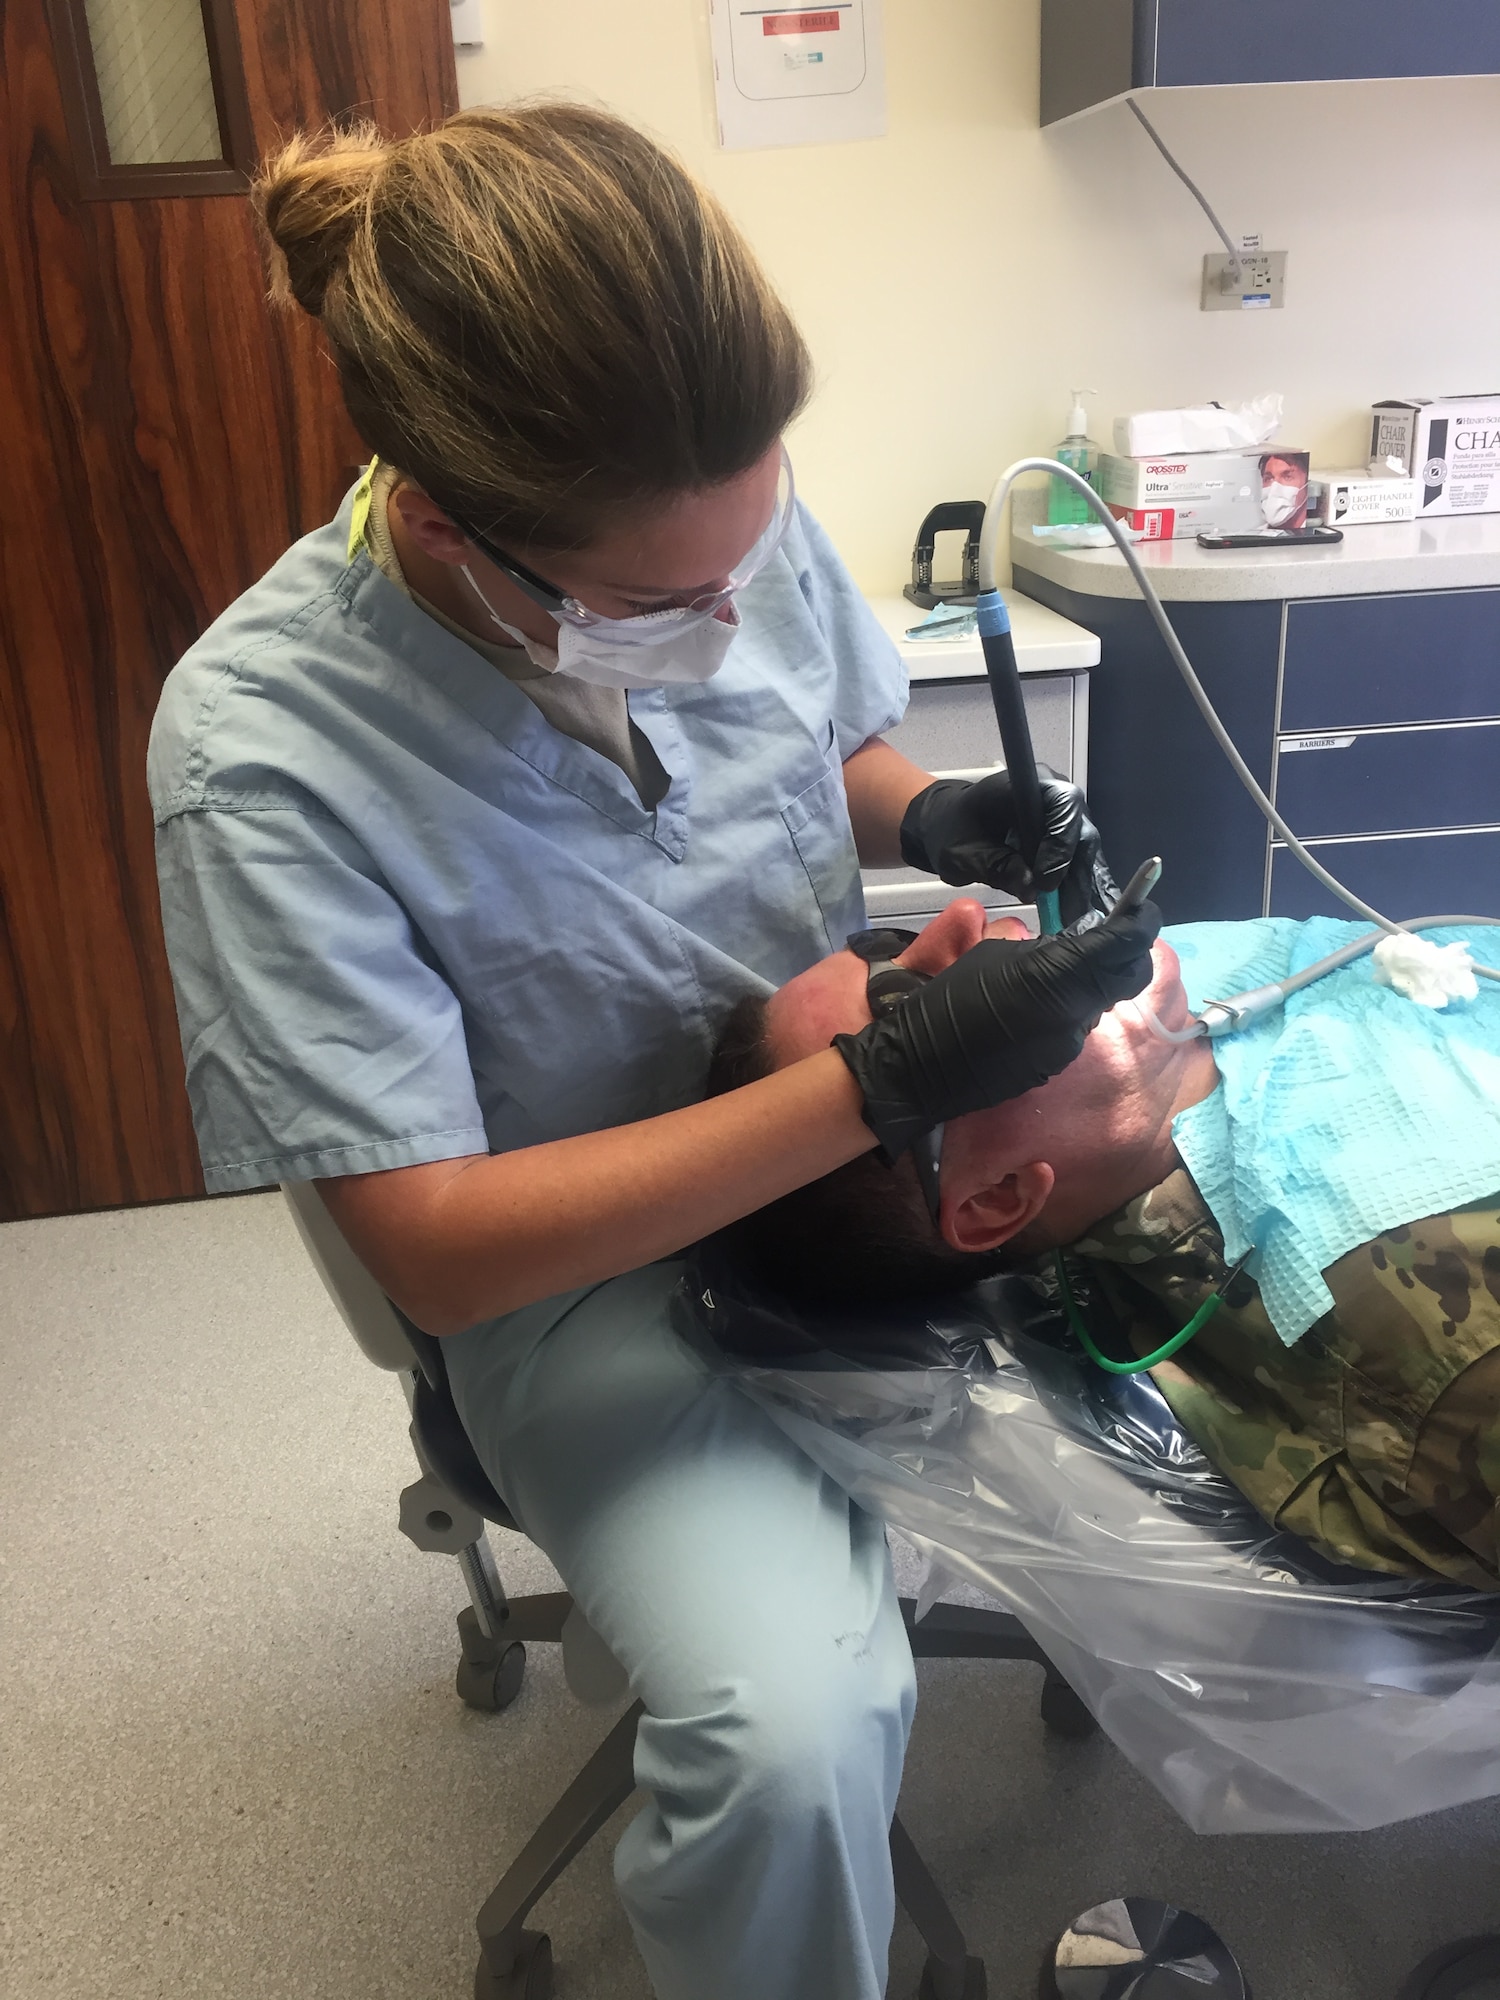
[555,602,741,689]
[453,445,792,690]
[460,565,743,690]
[1261,481,1303,527]
[459,569,560,671]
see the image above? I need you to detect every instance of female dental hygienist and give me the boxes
[148,106,1157,2000]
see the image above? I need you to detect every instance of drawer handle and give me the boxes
[1280,734,1356,753]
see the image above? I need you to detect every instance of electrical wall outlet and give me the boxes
[1201,250,1287,311]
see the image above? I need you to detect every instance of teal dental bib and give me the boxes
[1165,918,1500,1344]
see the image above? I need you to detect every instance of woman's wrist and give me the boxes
[842,739,936,867]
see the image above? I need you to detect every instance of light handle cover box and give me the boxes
[1309,469,1420,527]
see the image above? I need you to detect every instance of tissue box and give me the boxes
[1098,449,1309,540]
[1114,407,1260,456]
[1371,396,1500,516]
[1308,468,1420,527]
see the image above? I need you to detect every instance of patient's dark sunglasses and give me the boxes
[846,929,944,1225]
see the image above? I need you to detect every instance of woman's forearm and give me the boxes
[842,737,935,868]
[317,1048,873,1334]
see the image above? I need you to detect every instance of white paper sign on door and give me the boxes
[709,0,886,151]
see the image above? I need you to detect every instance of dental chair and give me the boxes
[682,1256,1500,1999]
[681,1249,1500,1848]
[280,1180,1101,2000]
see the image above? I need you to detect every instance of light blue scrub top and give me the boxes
[148,489,907,1196]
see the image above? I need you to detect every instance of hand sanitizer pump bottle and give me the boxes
[1048,388,1099,526]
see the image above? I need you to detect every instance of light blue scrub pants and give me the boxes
[445,1262,917,2000]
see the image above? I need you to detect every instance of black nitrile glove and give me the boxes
[833,899,1162,1159]
[899,769,1119,925]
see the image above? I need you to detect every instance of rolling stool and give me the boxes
[282,1180,1100,2000]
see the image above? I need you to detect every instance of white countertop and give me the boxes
[866,590,1099,680]
[1007,487,1500,603]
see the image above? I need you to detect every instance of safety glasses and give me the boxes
[846,928,944,1226]
[446,446,796,633]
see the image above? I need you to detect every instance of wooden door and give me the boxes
[0,0,457,1220]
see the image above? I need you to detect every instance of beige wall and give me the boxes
[457,3,1500,591]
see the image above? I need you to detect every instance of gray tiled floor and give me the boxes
[3,1191,1497,1998]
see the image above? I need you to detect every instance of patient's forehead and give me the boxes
[765,947,870,1068]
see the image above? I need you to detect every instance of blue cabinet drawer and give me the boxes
[1274,722,1500,839]
[1269,831,1500,922]
[1281,591,1500,732]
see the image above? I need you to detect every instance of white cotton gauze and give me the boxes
[1371,932,1479,1008]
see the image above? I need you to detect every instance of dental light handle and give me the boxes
[976,591,1063,936]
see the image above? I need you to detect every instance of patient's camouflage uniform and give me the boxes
[1073,1171,1500,1589]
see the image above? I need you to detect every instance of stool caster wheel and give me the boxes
[1039,1673,1097,1739]
[1044,1899,1249,1998]
[918,1953,986,2000]
[456,1606,526,1713]
[457,1641,525,1712]
[475,1929,552,1999]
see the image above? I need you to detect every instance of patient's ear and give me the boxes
[941,1162,1055,1253]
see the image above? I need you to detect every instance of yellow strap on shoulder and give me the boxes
[347,459,379,563]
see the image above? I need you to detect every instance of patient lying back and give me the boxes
[706,902,1500,1592]
[709,902,1221,1297]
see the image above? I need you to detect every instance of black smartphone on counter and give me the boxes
[1196,526,1344,548]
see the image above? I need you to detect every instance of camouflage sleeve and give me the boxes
[1074,1175,1500,1590]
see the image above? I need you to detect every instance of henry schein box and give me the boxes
[1371,396,1500,516]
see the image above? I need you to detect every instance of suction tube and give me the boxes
[975,594,1062,935]
[1136,997,1208,1044]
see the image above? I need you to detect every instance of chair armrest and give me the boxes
[280,1179,422,1371]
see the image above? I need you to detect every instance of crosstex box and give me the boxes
[1098,449,1310,540]
[1371,396,1500,516]
[1098,451,1259,540]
